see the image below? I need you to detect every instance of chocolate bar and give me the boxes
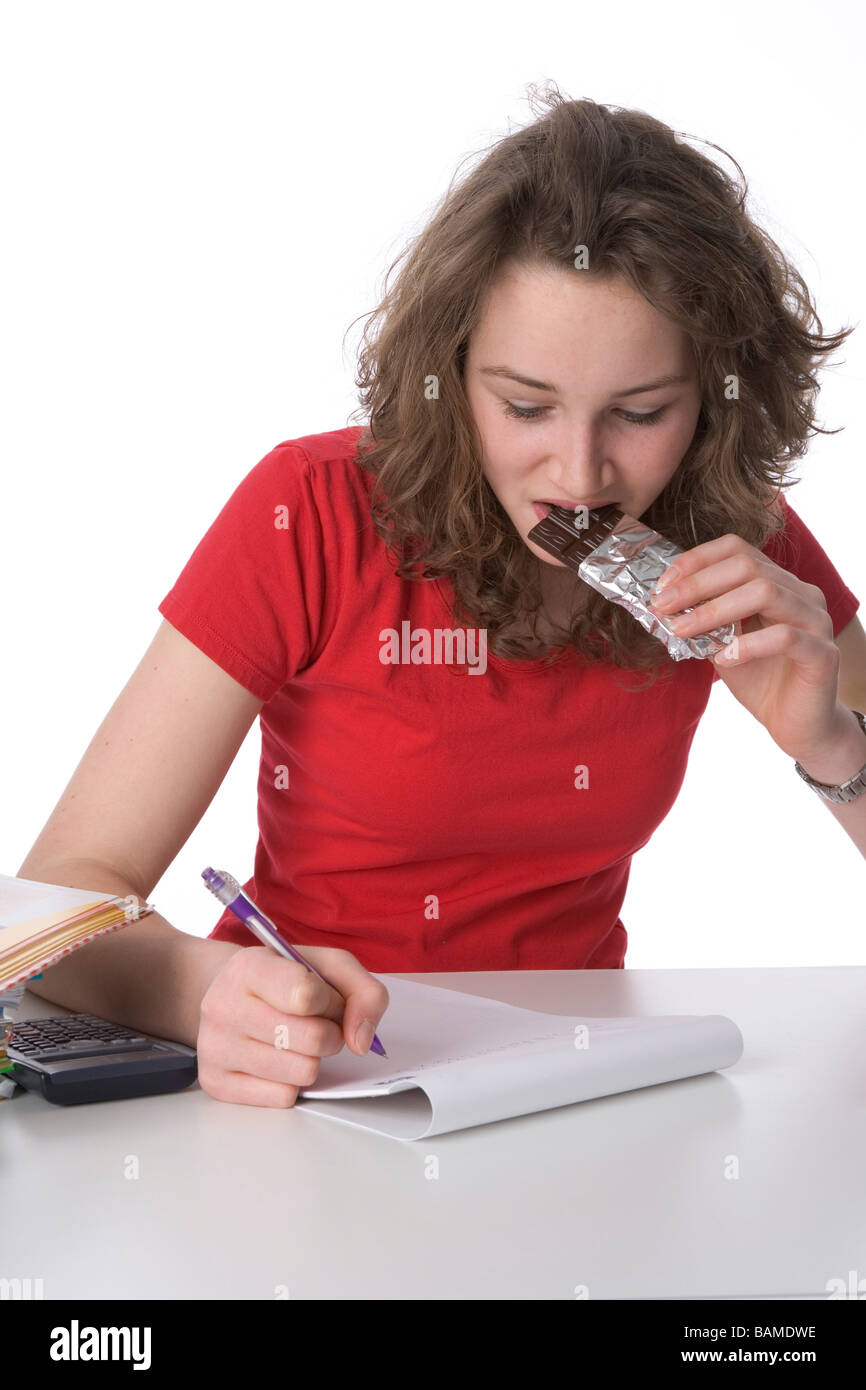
[526,503,622,567]
[528,504,740,662]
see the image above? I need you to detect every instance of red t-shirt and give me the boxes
[158,425,860,971]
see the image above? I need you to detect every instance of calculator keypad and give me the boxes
[10,1014,152,1061]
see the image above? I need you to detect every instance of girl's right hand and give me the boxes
[196,944,390,1107]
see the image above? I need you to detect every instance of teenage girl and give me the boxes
[20,90,866,1108]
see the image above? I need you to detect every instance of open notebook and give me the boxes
[0,873,154,995]
[296,975,745,1141]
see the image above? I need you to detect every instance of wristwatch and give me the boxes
[795,709,866,803]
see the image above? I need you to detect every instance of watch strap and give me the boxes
[795,709,866,803]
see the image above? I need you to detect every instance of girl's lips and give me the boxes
[531,500,619,521]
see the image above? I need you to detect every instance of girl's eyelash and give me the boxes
[618,408,665,427]
[502,401,666,427]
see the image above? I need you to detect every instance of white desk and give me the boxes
[3,967,864,1300]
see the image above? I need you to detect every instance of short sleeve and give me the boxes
[157,444,326,701]
[762,495,860,634]
[710,494,860,683]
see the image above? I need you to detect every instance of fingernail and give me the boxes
[355,1019,375,1053]
[650,587,678,609]
[654,566,679,592]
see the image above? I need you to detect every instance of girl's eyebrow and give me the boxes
[478,365,689,398]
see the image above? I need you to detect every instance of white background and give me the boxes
[2,0,862,965]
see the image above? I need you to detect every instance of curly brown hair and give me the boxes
[347,81,853,689]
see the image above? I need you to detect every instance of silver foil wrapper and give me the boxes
[578,514,741,662]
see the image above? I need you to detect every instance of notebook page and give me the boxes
[301,975,692,1095]
[296,975,743,1139]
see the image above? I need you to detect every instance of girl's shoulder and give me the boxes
[268,424,372,491]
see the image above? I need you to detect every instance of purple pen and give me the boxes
[201,867,387,1057]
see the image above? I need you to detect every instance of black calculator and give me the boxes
[7,1013,198,1105]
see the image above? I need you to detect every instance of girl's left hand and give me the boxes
[649,534,841,766]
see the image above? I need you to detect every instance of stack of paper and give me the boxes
[0,874,155,1100]
[0,873,154,994]
[0,980,26,1098]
